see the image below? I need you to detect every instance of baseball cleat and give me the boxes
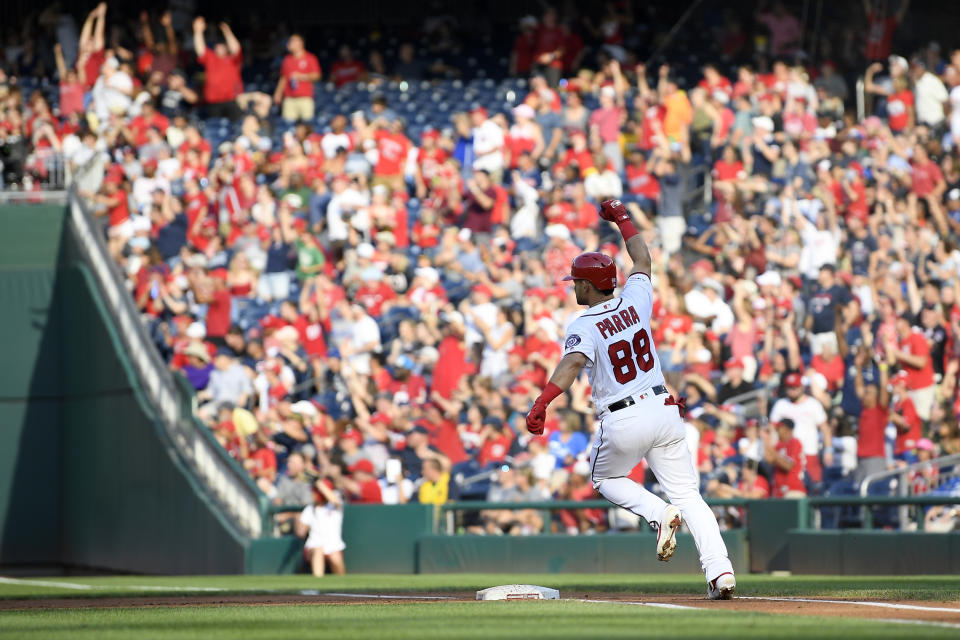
[656,505,682,562]
[707,572,736,600]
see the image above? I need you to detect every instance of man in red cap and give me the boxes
[890,370,922,458]
[769,371,831,484]
[717,357,754,403]
[525,199,736,600]
[763,418,807,498]
[413,128,448,198]
[343,459,382,504]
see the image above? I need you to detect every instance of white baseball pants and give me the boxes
[589,392,734,582]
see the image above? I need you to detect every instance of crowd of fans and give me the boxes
[3,1,960,552]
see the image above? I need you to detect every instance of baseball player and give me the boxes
[525,199,736,600]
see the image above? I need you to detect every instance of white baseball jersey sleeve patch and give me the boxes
[563,328,597,365]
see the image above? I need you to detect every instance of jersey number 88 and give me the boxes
[607,329,654,383]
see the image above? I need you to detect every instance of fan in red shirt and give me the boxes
[885,80,914,132]
[810,344,844,393]
[192,17,243,117]
[910,146,945,199]
[890,371,923,457]
[330,44,366,88]
[532,8,565,77]
[865,2,908,60]
[182,178,210,233]
[373,121,412,190]
[518,321,563,388]
[710,461,770,500]
[543,186,575,226]
[854,356,889,472]
[654,305,692,345]
[625,148,660,202]
[413,129,449,198]
[214,411,247,462]
[197,271,232,340]
[354,273,397,318]
[737,465,770,498]
[294,311,327,359]
[526,75,562,112]
[386,355,428,407]
[765,419,806,497]
[128,102,170,147]
[890,315,936,420]
[344,460,383,504]
[432,316,475,399]
[510,16,538,76]
[477,418,514,467]
[75,4,108,90]
[637,98,666,152]
[94,173,130,228]
[554,131,594,176]
[418,403,467,465]
[712,146,746,183]
[179,126,213,167]
[274,34,322,122]
[53,43,85,116]
[697,64,733,100]
[248,432,278,484]
[567,183,599,231]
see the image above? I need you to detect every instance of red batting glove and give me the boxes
[525,402,546,435]
[600,198,638,240]
[599,199,630,223]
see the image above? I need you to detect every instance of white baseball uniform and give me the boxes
[300,503,346,554]
[563,272,734,581]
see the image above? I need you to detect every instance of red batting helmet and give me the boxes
[562,252,617,290]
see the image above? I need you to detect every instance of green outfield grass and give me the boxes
[0,599,957,640]
[1,574,958,639]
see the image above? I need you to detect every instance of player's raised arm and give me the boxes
[525,352,589,435]
[599,199,652,277]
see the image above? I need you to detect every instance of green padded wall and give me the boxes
[0,204,253,574]
[0,206,66,566]
[746,499,802,572]
[416,531,748,574]
[342,503,436,573]
[788,531,960,575]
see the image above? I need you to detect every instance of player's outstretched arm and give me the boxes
[525,353,588,435]
[599,199,652,277]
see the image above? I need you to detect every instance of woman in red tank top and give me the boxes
[227,251,257,297]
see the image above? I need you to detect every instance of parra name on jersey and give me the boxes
[595,305,643,338]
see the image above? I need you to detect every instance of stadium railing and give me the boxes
[67,187,269,539]
[801,495,960,531]
[858,453,960,497]
[856,453,960,529]
[437,498,750,534]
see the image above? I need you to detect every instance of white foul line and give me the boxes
[579,596,960,630]
[872,618,960,630]
[320,593,454,600]
[577,599,701,610]
[120,586,227,592]
[738,596,960,614]
[0,577,92,590]
[0,577,225,593]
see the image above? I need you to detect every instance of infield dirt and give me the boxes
[2,592,958,625]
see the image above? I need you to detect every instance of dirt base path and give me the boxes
[574,592,960,626]
[2,591,959,626]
